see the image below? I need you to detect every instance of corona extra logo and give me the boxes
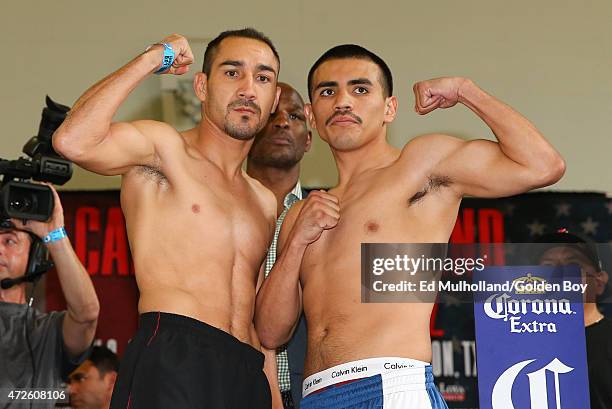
[492,358,573,409]
[484,293,573,321]
[513,273,548,295]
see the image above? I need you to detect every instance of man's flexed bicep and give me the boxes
[53,34,194,175]
[55,119,172,176]
[417,134,555,198]
[412,77,565,198]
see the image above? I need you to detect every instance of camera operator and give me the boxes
[0,184,99,407]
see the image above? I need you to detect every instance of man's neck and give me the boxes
[333,136,399,188]
[584,302,604,326]
[190,117,254,177]
[246,161,300,216]
[0,287,26,304]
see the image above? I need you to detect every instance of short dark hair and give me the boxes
[89,346,119,375]
[202,28,280,77]
[307,44,393,101]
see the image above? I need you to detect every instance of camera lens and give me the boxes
[0,181,52,221]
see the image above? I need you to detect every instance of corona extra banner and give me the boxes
[474,265,590,409]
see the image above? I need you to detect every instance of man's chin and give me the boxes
[70,400,83,409]
[256,154,298,169]
[224,124,259,141]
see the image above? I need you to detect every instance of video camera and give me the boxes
[0,96,73,222]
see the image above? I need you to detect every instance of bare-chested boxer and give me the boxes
[53,29,282,409]
[255,45,566,409]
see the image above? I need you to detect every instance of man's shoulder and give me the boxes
[397,133,466,179]
[244,174,277,219]
[401,133,463,157]
[128,120,187,153]
[130,119,182,136]
[121,125,192,180]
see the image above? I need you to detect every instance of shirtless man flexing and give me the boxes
[53,29,281,409]
[255,45,566,409]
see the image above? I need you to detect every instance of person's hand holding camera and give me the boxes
[11,184,65,243]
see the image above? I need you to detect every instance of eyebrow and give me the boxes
[219,60,243,68]
[0,232,19,241]
[218,60,277,75]
[285,103,304,111]
[348,78,373,86]
[314,78,374,91]
[68,371,86,381]
[257,64,277,75]
[314,81,338,91]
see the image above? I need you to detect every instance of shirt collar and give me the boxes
[283,180,302,208]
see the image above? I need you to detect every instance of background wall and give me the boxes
[2,0,610,192]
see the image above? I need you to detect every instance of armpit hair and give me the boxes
[135,164,168,186]
[408,175,452,206]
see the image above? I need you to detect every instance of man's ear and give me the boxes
[304,130,313,153]
[102,371,118,393]
[271,85,281,114]
[383,96,398,124]
[304,103,316,130]
[595,270,609,296]
[193,72,208,102]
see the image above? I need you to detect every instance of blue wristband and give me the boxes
[152,43,175,74]
[43,227,67,244]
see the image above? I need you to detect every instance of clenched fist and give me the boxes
[291,191,340,246]
[146,34,194,75]
[413,77,470,115]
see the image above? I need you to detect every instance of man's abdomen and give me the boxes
[304,302,434,377]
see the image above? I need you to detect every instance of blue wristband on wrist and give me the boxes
[43,227,67,244]
[153,43,175,74]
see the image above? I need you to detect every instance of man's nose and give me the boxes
[237,76,256,101]
[68,382,79,395]
[334,89,353,111]
[273,112,290,129]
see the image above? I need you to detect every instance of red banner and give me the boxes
[46,191,138,356]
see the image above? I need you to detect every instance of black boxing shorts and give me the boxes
[110,312,271,409]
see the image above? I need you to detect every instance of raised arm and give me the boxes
[412,77,565,197]
[255,191,339,349]
[53,34,194,176]
[13,186,99,358]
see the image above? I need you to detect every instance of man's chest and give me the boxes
[302,183,459,269]
[129,167,274,255]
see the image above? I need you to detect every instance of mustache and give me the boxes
[325,110,363,126]
[228,99,261,114]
